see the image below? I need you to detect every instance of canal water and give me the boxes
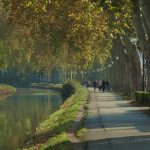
[0,88,62,150]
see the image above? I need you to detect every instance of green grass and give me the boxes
[75,102,88,141]
[76,128,87,140]
[23,87,88,150]
[25,132,71,150]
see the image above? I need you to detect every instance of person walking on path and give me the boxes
[84,80,89,88]
[101,79,105,92]
[93,80,97,92]
[98,80,102,92]
[105,80,110,91]
[85,80,90,88]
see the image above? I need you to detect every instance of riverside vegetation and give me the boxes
[135,91,150,106]
[31,83,62,91]
[0,84,16,95]
[22,80,88,150]
[0,84,16,101]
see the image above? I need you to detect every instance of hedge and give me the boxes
[135,91,150,105]
[61,80,81,100]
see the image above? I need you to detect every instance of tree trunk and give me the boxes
[122,36,142,91]
[110,37,130,93]
[110,35,142,94]
[139,0,150,32]
[130,0,150,90]
[138,1,150,88]
[131,0,146,50]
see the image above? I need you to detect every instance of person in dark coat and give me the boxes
[86,80,90,88]
[101,80,105,92]
[93,80,97,92]
[98,80,102,91]
[105,80,110,91]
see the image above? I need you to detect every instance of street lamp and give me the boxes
[142,52,145,91]
[116,56,119,60]
[106,64,112,81]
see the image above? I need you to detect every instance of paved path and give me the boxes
[84,89,150,150]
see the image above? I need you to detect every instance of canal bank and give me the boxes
[23,81,88,150]
[31,83,62,91]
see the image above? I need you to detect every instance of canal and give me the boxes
[0,88,62,150]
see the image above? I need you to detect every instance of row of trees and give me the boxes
[79,0,150,94]
[72,0,150,94]
[0,0,112,72]
[107,0,150,93]
[0,0,150,93]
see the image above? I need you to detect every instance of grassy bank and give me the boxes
[31,83,62,91]
[0,84,16,94]
[23,85,88,150]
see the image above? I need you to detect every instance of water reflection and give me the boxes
[0,88,62,150]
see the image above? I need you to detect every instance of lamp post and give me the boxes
[107,64,112,81]
[142,52,145,91]
[111,61,115,88]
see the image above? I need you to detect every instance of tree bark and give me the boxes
[131,0,146,50]
[110,35,142,94]
[130,0,150,90]
[122,36,142,91]
[139,0,150,32]
[139,0,150,90]
[110,37,130,94]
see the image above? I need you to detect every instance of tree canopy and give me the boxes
[0,0,133,72]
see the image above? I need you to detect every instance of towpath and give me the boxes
[84,89,150,150]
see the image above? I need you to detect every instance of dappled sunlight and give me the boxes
[84,89,150,149]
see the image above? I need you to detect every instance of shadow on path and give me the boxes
[84,89,150,150]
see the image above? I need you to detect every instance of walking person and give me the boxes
[84,80,88,88]
[86,80,90,88]
[93,80,97,92]
[101,80,105,92]
[105,80,110,91]
[98,80,102,92]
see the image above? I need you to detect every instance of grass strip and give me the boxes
[23,87,88,150]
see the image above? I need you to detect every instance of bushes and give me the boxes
[135,91,150,105]
[61,80,81,100]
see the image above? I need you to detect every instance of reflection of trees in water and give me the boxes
[0,92,62,150]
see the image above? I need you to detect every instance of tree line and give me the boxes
[0,0,150,93]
